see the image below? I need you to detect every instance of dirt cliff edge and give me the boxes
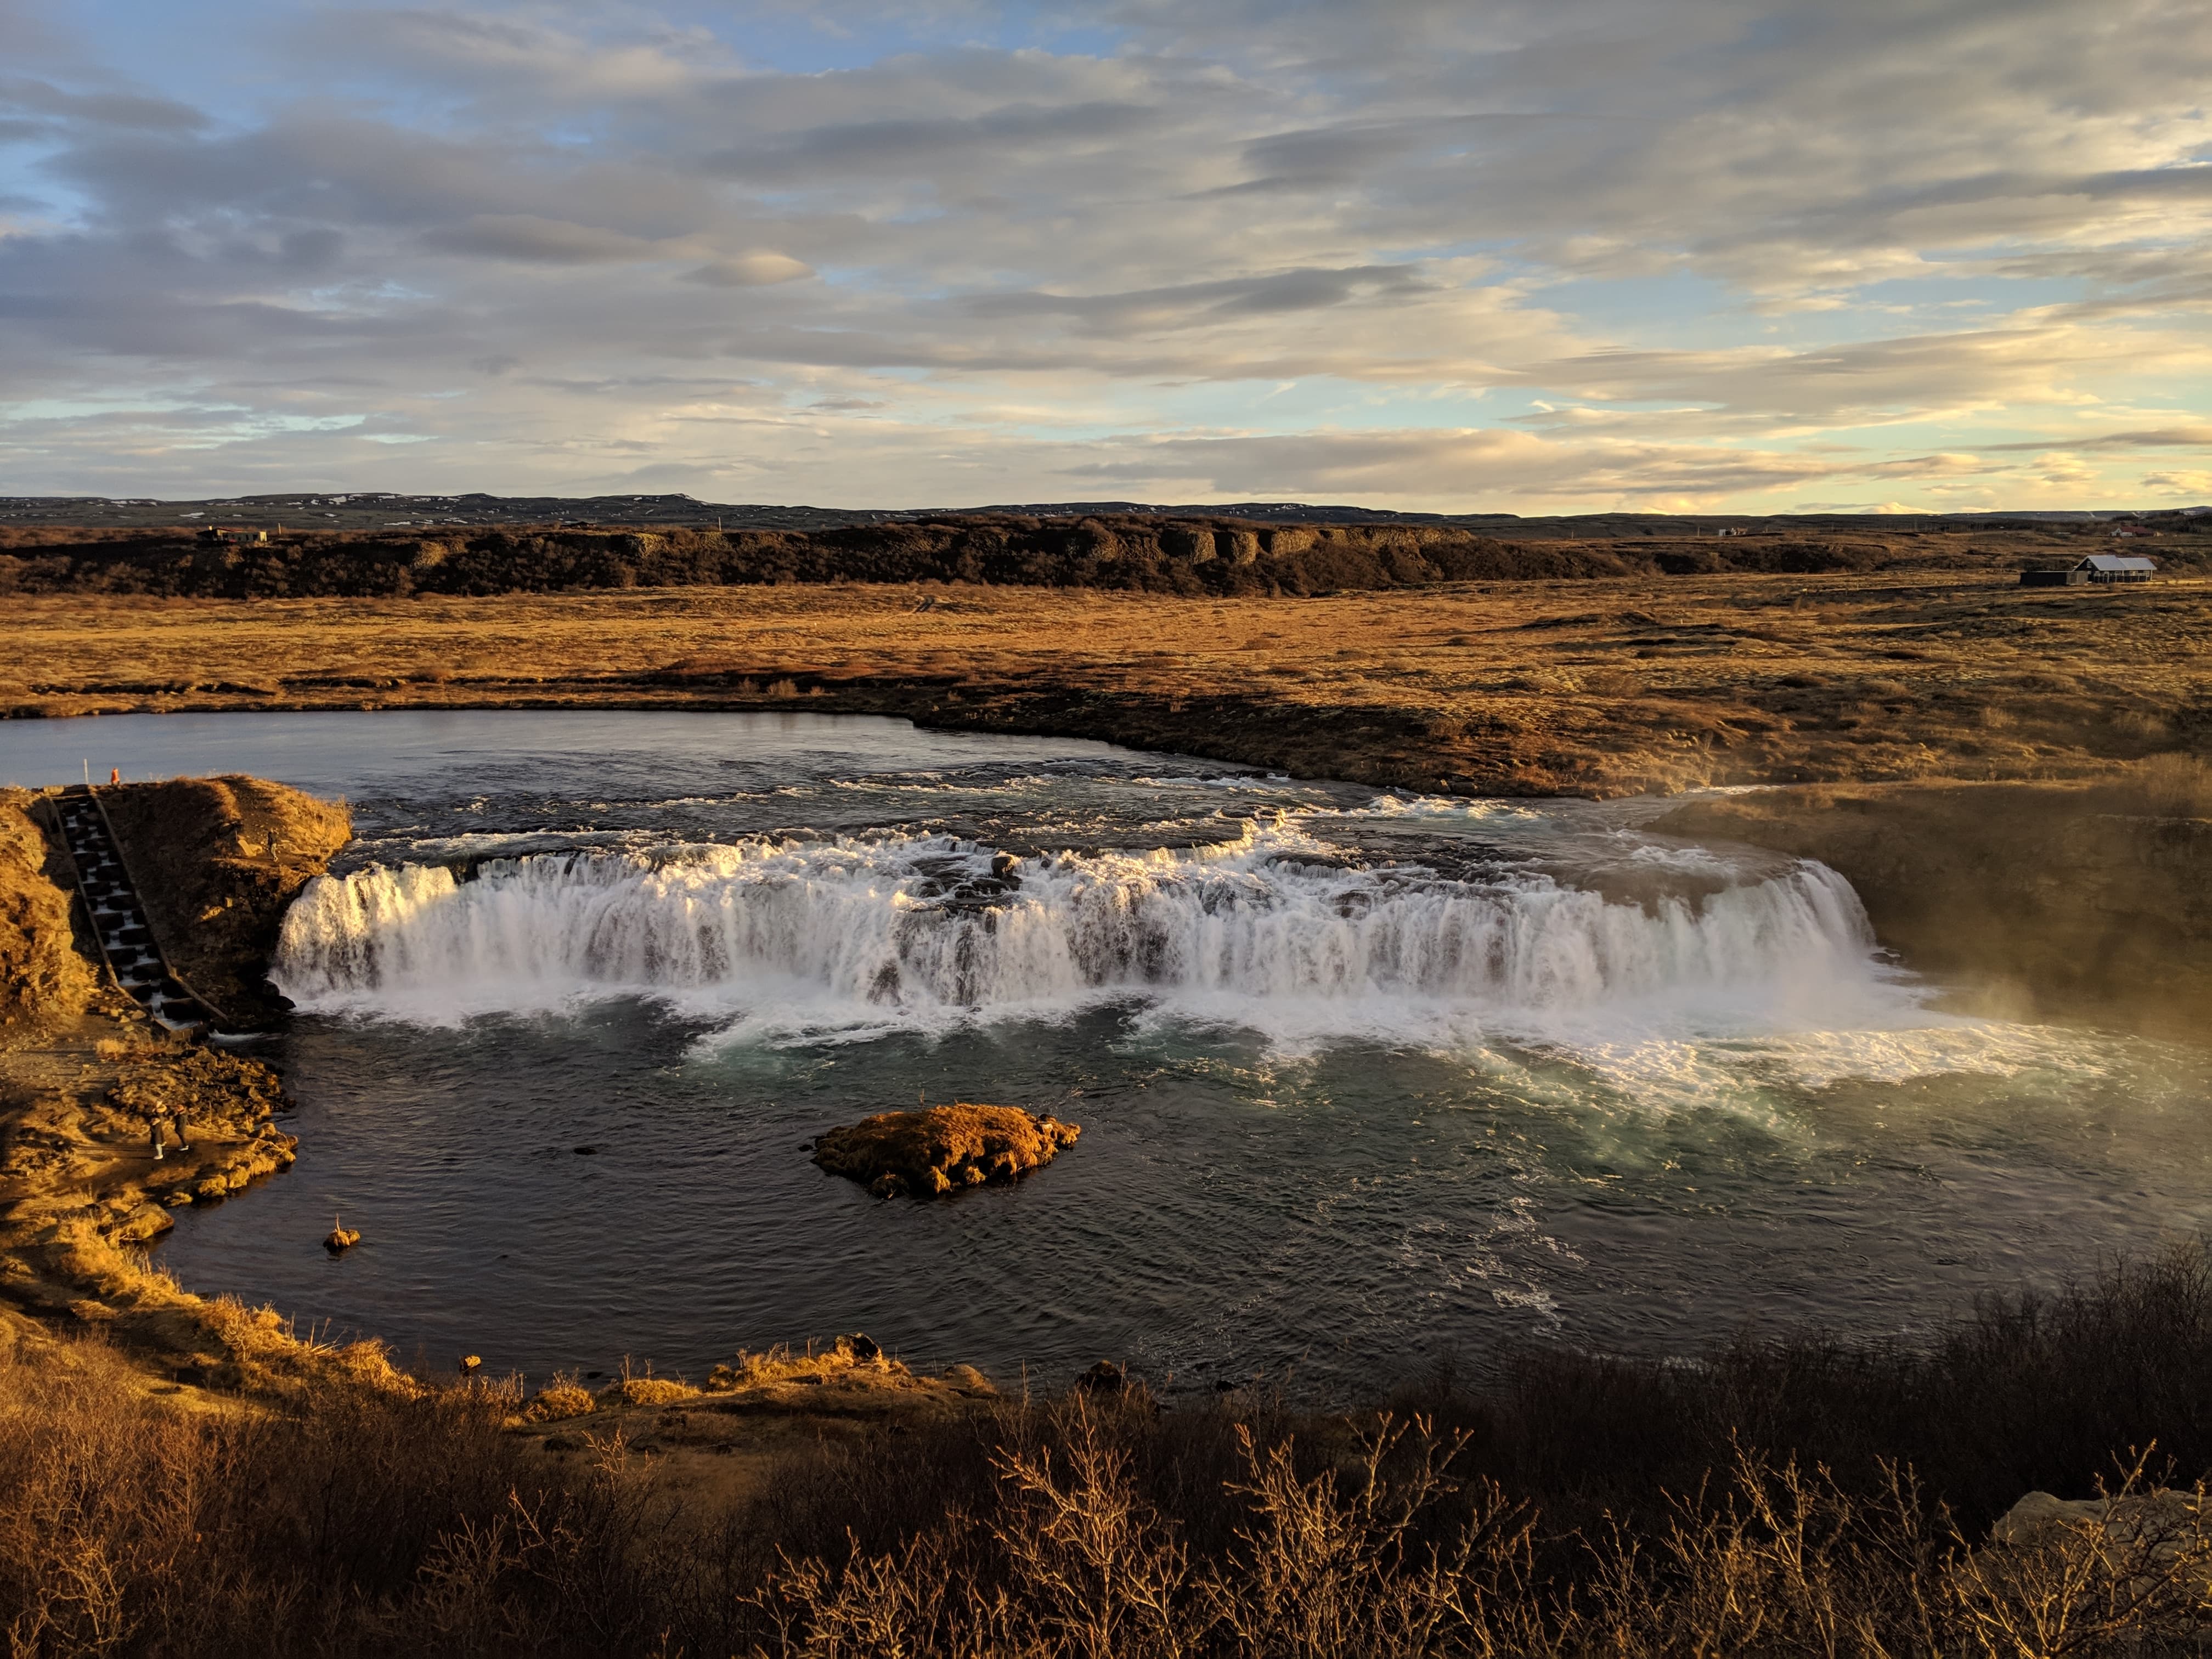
[0,776,391,1396]
[98,776,351,1022]
[0,791,97,1035]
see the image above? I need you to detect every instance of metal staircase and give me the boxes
[50,786,221,1034]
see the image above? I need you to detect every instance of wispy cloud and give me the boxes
[1,0,2208,507]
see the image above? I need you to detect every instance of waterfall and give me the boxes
[273,825,1895,1038]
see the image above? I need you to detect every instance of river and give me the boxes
[6,709,2207,1396]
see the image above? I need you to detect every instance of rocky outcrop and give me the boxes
[1652,775,2212,1036]
[1994,1488,2207,1548]
[98,776,350,1022]
[105,1046,297,1209]
[1989,1488,2212,1605]
[812,1103,1081,1199]
[0,792,96,1037]
[0,1021,380,1399]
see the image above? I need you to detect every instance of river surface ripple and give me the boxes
[7,709,2207,1397]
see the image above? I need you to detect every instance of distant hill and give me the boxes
[3,491,2207,539]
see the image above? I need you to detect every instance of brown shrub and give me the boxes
[598,1376,696,1408]
[8,1242,2212,1656]
[745,1404,2212,1659]
[0,1333,670,1657]
[2124,752,2212,818]
[521,1380,597,1422]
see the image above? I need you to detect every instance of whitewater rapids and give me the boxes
[272,822,1905,1043]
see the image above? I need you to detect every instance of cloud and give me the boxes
[421,214,670,263]
[684,252,815,286]
[1981,426,2212,453]
[0,78,207,132]
[2141,469,2212,497]
[300,8,724,103]
[2,0,2209,509]
[962,265,1434,326]
[1052,426,2013,508]
[701,99,1161,186]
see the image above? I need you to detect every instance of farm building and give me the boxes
[2019,554,2158,587]
[196,526,267,546]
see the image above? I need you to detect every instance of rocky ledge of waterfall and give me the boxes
[811,1103,1081,1199]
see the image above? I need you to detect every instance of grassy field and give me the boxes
[5,569,2207,795]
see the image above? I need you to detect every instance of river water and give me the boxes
[7,710,2208,1396]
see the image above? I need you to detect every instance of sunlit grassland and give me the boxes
[4,571,2204,794]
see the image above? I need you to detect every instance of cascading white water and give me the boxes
[273,823,1899,1039]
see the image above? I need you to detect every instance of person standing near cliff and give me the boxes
[146,1103,190,1160]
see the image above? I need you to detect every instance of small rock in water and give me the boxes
[573,1144,597,1155]
[811,1102,1080,1201]
[458,1354,482,1375]
[1076,1359,1127,1395]
[324,1216,360,1254]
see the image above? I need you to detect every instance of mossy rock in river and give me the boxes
[812,1103,1080,1199]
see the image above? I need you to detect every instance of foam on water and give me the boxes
[268,817,2007,1091]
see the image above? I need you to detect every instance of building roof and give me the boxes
[2076,554,2157,572]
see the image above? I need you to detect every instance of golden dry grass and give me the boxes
[5,571,2204,795]
[10,1252,2212,1659]
[0,793,96,1032]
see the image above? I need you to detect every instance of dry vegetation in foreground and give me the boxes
[4,569,2208,795]
[6,1245,2212,1657]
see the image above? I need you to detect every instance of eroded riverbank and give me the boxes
[0,781,407,1399]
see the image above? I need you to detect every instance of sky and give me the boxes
[2,0,2210,513]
